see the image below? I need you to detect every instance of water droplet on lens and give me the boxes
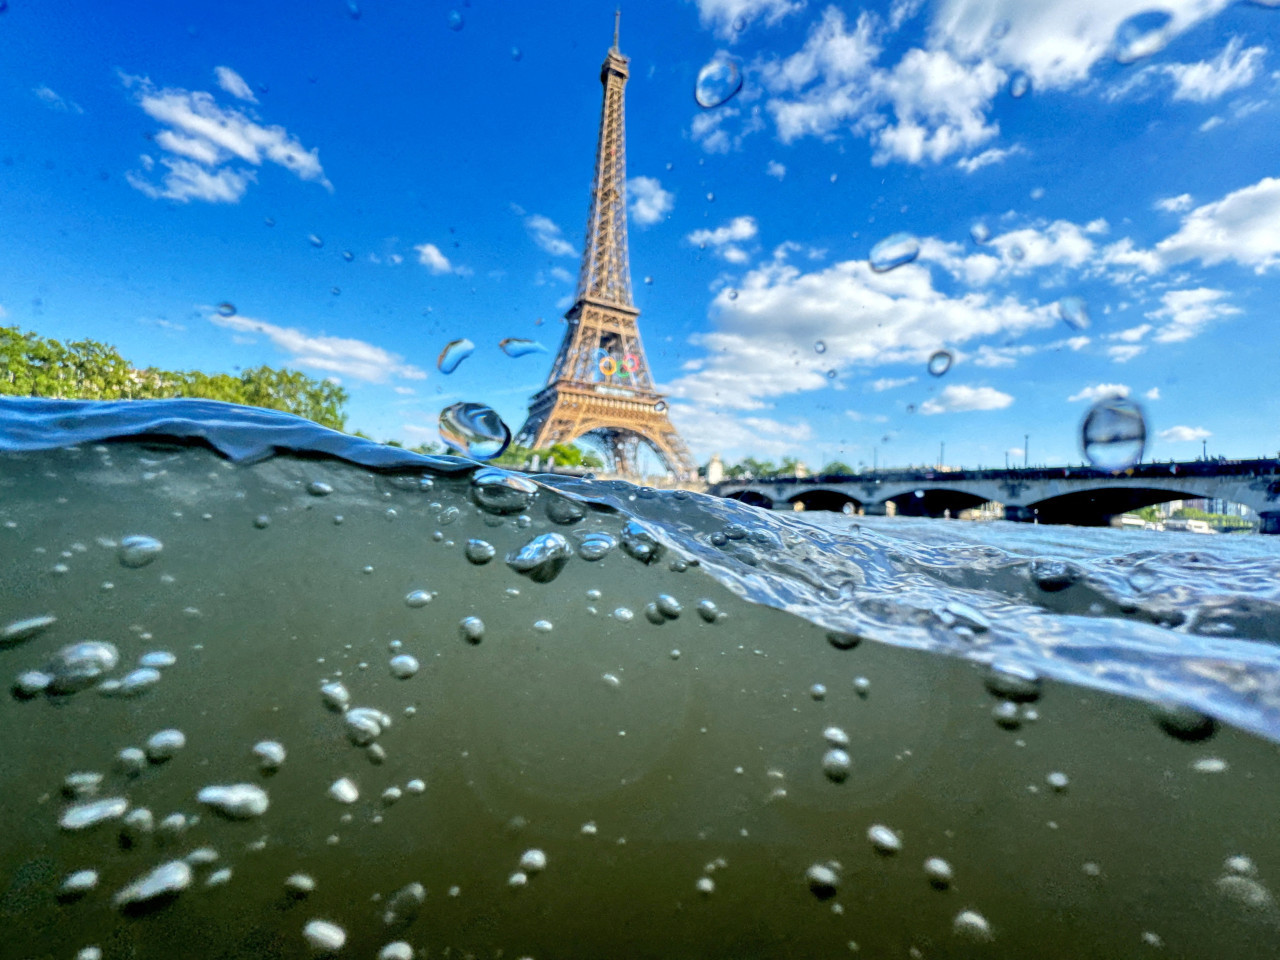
[1081,398,1146,471]
[1112,10,1173,64]
[118,535,163,568]
[447,9,464,31]
[869,232,920,272]
[970,221,991,244]
[499,337,546,358]
[342,250,354,261]
[643,275,653,284]
[346,0,360,19]
[927,350,953,377]
[439,401,511,460]
[308,234,324,248]
[694,56,743,108]
[814,340,826,353]
[510,47,523,62]
[1058,295,1090,331]
[1009,72,1030,97]
[216,302,236,317]
[437,338,475,374]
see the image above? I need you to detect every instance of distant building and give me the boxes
[705,454,724,485]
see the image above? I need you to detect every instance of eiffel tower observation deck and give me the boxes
[515,12,696,480]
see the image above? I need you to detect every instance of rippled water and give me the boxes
[3,397,1280,958]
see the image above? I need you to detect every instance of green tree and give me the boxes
[0,325,349,431]
[821,460,855,475]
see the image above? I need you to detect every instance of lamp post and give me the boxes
[1024,434,1029,469]
[1202,438,1207,461]
[939,441,945,470]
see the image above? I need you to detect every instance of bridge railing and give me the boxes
[714,458,1280,488]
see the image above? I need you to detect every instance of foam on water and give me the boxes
[4,397,1280,958]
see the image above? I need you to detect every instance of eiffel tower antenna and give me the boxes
[515,14,696,480]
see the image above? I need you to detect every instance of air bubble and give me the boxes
[307,480,333,496]
[303,920,347,953]
[823,726,849,748]
[198,783,270,820]
[694,56,743,108]
[146,729,186,762]
[697,599,719,622]
[321,681,352,711]
[1152,701,1217,742]
[924,857,953,888]
[286,874,317,897]
[1,614,56,647]
[328,778,359,804]
[114,860,192,911]
[506,533,572,583]
[383,882,425,926]
[984,662,1042,702]
[868,824,902,855]
[118,535,163,568]
[459,616,485,644]
[1081,398,1146,471]
[869,232,920,272]
[471,468,537,515]
[60,870,99,900]
[519,848,547,873]
[60,797,128,831]
[806,864,839,900]
[953,909,994,941]
[577,532,616,561]
[253,741,286,773]
[389,654,419,679]
[822,749,851,783]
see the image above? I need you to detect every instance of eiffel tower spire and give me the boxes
[575,10,632,307]
[515,16,696,480]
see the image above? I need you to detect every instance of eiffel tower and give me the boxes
[515,13,696,479]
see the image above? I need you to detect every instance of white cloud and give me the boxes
[1153,177,1280,274]
[766,160,787,179]
[121,72,328,204]
[919,384,1013,414]
[1067,383,1130,403]
[671,406,813,460]
[550,266,574,284]
[956,144,1022,174]
[869,376,917,391]
[664,255,1053,411]
[1163,37,1266,103]
[971,343,1034,367]
[1106,344,1146,363]
[394,386,416,396]
[628,176,674,226]
[125,158,256,203]
[1144,287,1241,343]
[687,215,759,263]
[933,0,1235,91]
[691,0,806,41]
[415,243,460,275]
[213,66,257,103]
[1108,323,1152,343]
[1155,193,1193,213]
[209,313,427,383]
[1144,387,1161,400]
[922,219,1095,285]
[1158,425,1212,443]
[524,213,575,257]
[872,48,1004,165]
[33,85,83,114]
[1199,115,1224,132]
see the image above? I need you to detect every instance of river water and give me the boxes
[3,397,1279,959]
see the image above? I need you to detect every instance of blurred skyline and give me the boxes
[2,0,1279,470]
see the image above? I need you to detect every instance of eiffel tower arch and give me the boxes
[515,14,696,480]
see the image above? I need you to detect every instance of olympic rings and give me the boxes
[597,353,641,378]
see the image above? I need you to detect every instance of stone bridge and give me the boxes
[708,458,1280,534]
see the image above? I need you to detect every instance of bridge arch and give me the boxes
[724,489,775,509]
[1027,486,1234,527]
[787,488,863,513]
[883,487,993,519]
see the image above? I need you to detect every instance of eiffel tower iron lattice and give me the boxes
[514,14,696,480]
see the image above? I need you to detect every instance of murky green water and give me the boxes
[3,402,1280,958]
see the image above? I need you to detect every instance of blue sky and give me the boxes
[2,0,1279,471]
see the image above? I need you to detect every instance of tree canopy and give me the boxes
[1,325,349,431]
